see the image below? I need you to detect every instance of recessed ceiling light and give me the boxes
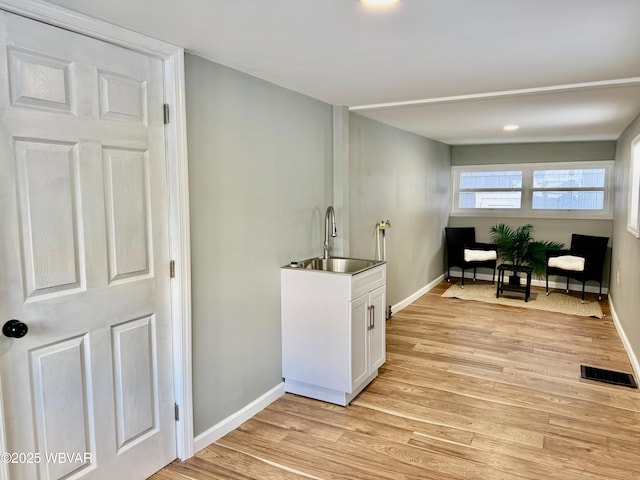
[360,0,400,6]
[503,125,519,131]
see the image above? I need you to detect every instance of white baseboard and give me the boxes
[391,274,445,315]
[193,382,285,453]
[447,271,609,295]
[607,295,640,382]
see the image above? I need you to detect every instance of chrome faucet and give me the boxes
[323,206,337,259]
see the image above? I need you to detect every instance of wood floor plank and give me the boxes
[152,281,640,479]
[196,444,317,480]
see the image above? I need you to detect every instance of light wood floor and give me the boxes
[151,281,640,480]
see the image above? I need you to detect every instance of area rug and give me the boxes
[441,283,603,318]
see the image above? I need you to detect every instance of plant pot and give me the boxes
[508,274,521,286]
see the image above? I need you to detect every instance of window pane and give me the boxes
[459,171,522,189]
[459,191,521,209]
[533,168,605,188]
[532,191,604,210]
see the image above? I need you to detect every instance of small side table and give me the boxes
[496,264,533,302]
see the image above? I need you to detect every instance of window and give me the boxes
[628,136,640,237]
[532,167,606,211]
[451,161,613,219]
[458,170,522,209]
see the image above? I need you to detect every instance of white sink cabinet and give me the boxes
[281,261,386,406]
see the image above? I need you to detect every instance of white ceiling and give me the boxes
[43,0,640,145]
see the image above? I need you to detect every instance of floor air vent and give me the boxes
[580,365,638,388]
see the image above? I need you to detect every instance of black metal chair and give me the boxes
[545,233,609,303]
[445,227,497,287]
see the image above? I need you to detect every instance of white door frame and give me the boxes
[0,0,194,465]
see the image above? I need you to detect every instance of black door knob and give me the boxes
[2,320,28,338]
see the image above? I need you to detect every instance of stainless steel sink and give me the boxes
[286,256,383,275]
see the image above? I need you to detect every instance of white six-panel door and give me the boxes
[0,11,176,480]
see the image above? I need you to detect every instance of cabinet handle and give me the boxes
[371,305,375,329]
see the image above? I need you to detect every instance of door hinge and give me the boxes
[163,103,170,124]
[170,260,175,278]
[174,403,180,421]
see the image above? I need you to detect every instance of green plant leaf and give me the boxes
[489,223,564,276]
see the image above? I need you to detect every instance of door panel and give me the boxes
[111,316,156,451]
[30,335,92,480]
[8,47,72,113]
[98,71,147,123]
[0,11,175,480]
[103,148,150,282]
[350,295,368,391]
[15,139,82,297]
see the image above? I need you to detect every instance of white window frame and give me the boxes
[451,161,614,219]
[628,135,640,238]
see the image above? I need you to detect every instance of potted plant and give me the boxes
[489,223,564,285]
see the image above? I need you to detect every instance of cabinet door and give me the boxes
[350,294,369,391]
[369,286,386,371]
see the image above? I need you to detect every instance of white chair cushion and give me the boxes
[548,255,585,272]
[464,249,497,262]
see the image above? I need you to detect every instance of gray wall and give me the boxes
[452,141,616,165]
[610,112,640,370]
[349,114,451,306]
[185,54,333,435]
[449,141,615,286]
[184,52,627,440]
